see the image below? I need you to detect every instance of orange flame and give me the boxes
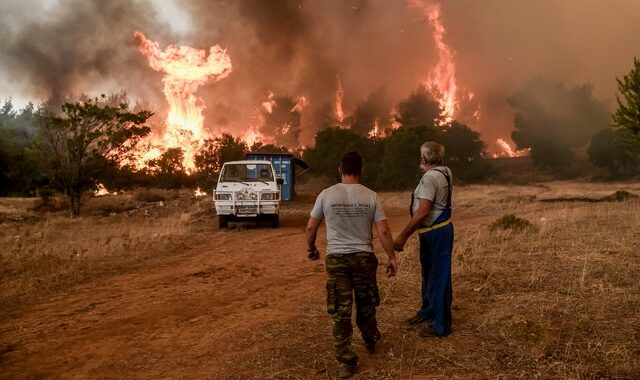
[94,183,113,196]
[410,0,461,124]
[262,91,276,114]
[242,127,264,147]
[134,31,232,171]
[335,75,345,123]
[244,108,272,147]
[290,95,309,113]
[194,187,207,197]
[495,138,530,158]
[367,119,381,139]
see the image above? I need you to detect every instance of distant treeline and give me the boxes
[1,58,639,214]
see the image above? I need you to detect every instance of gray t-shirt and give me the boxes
[310,183,386,255]
[411,166,452,226]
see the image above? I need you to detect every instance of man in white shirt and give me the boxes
[306,151,397,378]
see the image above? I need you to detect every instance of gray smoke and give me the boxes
[1,0,639,148]
[0,0,171,106]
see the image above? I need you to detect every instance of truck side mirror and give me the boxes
[277,178,284,185]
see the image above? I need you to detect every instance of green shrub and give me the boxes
[489,214,534,232]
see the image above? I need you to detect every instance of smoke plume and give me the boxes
[1,0,639,148]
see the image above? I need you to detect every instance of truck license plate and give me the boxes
[237,206,257,215]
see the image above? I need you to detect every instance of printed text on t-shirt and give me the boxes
[330,203,370,217]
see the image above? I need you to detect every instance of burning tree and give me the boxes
[350,89,391,138]
[36,95,152,216]
[260,95,303,147]
[135,31,232,171]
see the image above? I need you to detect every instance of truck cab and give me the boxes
[213,160,281,228]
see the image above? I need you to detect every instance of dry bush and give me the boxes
[489,214,535,232]
[601,189,639,202]
[134,188,169,203]
[88,195,138,215]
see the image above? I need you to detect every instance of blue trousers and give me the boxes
[418,223,453,336]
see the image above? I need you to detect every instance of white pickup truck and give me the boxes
[213,160,282,228]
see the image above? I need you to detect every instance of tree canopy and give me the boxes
[36,95,152,215]
[0,100,42,196]
[395,85,443,129]
[588,128,639,178]
[193,133,247,188]
[303,128,371,181]
[508,77,608,169]
[612,57,640,134]
[588,57,640,177]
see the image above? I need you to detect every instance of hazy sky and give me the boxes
[1,0,639,148]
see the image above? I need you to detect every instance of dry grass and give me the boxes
[134,188,171,203]
[1,181,639,378]
[209,181,640,379]
[0,190,213,309]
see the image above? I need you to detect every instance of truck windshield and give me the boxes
[221,163,274,182]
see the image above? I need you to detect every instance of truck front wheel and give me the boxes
[270,214,279,228]
[218,215,229,229]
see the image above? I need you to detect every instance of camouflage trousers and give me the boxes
[325,252,381,366]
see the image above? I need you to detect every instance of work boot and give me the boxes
[364,338,377,355]
[417,322,438,337]
[338,363,357,378]
[406,314,430,326]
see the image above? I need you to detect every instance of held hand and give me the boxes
[386,258,398,277]
[393,237,406,252]
[307,247,320,261]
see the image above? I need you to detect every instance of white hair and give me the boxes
[420,141,445,164]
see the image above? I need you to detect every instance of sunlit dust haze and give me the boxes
[1,0,640,155]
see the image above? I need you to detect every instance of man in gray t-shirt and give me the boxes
[306,152,397,378]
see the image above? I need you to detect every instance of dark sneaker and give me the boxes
[338,364,357,378]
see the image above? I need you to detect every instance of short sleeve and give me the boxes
[373,194,386,222]
[310,191,324,219]
[415,173,438,201]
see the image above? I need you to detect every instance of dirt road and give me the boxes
[0,201,413,379]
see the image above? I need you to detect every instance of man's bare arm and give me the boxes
[374,220,397,277]
[305,217,322,260]
[394,198,432,251]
